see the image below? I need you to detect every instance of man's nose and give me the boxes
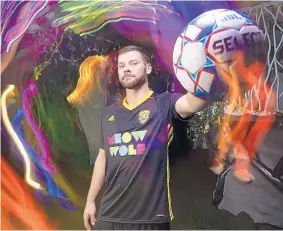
[124,66,131,73]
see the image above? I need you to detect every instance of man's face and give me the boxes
[118,50,152,89]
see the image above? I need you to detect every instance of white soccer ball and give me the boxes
[173,9,265,101]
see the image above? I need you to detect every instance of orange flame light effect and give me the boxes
[1,157,57,230]
[67,55,109,105]
[211,51,275,182]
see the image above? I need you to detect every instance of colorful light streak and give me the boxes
[11,108,79,210]
[80,17,157,36]
[56,0,175,35]
[1,1,50,54]
[1,85,42,190]
[22,78,55,173]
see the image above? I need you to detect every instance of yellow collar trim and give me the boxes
[123,90,154,110]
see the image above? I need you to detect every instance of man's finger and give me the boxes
[84,216,91,230]
[90,214,96,226]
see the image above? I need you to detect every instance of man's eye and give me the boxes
[132,62,137,65]
[119,65,124,68]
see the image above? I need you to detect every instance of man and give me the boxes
[83,45,206,230]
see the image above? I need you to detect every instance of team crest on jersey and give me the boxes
[138,110,150,124]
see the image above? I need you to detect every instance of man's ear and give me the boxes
[146,63,152,75]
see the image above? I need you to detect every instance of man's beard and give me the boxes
[120,74,147,89]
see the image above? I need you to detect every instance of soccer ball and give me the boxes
[173,9,265,101]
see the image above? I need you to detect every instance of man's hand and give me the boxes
[83,200,96,230]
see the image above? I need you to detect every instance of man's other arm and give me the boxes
[84,148,106,230]
[86,148,106,203]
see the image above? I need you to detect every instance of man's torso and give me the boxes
[98,92,178,223]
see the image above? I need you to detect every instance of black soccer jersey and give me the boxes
[98,90,183,223]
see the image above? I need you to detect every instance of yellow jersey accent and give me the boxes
[167,124,174,220]
[107,115,115,122]
[123,90,154,110]
[168,126,173,138]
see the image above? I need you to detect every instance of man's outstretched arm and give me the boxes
[175,91,207,118]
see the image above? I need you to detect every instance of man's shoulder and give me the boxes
[101,102,119,124]
[103,101,119,113]
[153,91,171,101]
[106,101,118,109]
[153,91,183,105]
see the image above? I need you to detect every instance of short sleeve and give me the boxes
[166,92,194,123]
[157,92,188,124]
[168,93,184,122]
